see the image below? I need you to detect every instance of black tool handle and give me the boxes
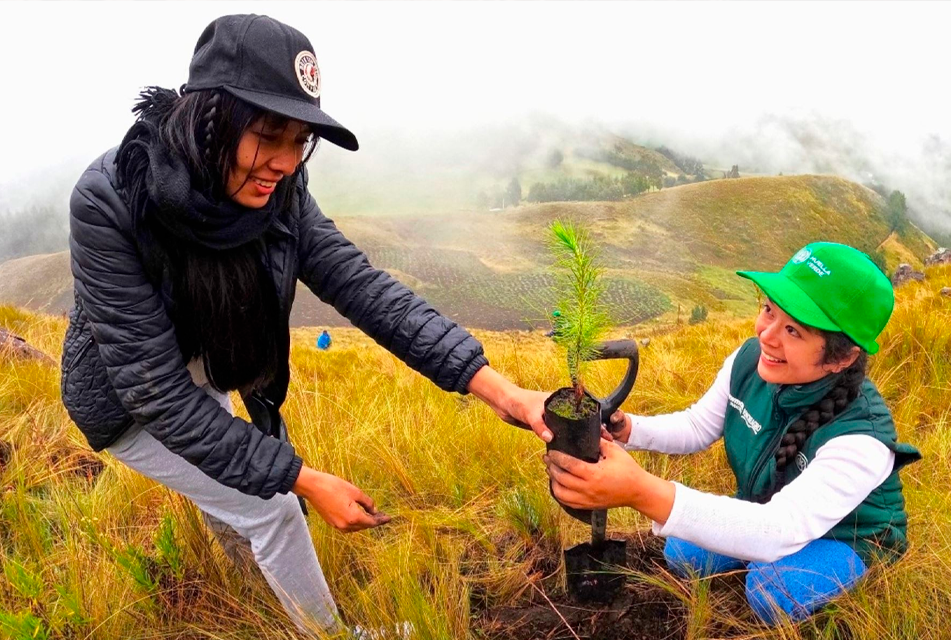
[586,339,640,423]
[591,509,607,547]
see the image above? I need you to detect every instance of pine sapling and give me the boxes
[548,220,611,415]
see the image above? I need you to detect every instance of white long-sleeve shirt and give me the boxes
[622,349,895,563]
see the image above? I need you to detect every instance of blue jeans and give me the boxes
[664,537,867,625]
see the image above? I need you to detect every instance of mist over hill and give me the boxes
[2,115,949,267]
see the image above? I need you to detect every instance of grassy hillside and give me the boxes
[1,264,950,639]
[0,251,72,315]
[0,175,936,333]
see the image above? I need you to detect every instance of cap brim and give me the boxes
[737,270,841,332]
[223,86,359,151]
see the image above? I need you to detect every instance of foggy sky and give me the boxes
[2,1,950,229]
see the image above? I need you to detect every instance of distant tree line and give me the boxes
[655,145,705,178]
[476,177,522,210]
[662,173,708,189]
[575,145,665,183]
[526,172,659,203]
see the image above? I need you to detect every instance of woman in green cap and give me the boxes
[544,242,920,625]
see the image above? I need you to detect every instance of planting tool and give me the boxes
[544,339,639,602]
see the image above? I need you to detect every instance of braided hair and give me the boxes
[757,330,868,502]
[200,91,221,162]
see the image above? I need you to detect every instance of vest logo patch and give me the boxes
[728,394,763,434]
[796,451,808,472]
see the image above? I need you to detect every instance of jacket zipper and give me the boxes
[64,335,95,371]
[745,385,789,499]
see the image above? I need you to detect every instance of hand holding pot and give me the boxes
[292,466,391,532]
[498,387,553,441]
[544,440,676,523]
[545,439,640,510]
[467,366,554,442]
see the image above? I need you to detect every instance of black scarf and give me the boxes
[117,107,279,250]
[143,140,279,250]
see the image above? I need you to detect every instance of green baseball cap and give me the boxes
[737,242,894,354]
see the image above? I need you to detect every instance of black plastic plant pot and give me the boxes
[544,339,640,524]
[544,387,603,524]
[563,539,628,603]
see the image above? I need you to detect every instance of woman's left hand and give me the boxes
[545,439,642,510]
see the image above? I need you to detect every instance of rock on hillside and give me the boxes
[0,328,55,365]
[925,247,951,266]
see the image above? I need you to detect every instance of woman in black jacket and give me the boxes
[61,14,550,634]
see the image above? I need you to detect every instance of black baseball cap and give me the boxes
[183,14,358,151]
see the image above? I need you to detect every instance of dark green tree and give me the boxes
[506,177,522,208]
[689,304,708,324]
[886,190,908,233]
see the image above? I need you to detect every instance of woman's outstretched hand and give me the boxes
[292,466,391,532]
[545,439,676,524]
[467,366,553,442]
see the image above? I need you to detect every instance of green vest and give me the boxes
[723,338,921,565]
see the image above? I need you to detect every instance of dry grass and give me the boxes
[1,265,950,639]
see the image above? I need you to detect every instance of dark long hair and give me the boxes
[117,87,317,393]
[757,330,868,502]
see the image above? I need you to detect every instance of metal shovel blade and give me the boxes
[564,510,627,602]
[564,540,627,602]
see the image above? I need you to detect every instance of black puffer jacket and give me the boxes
[61,148,488,499]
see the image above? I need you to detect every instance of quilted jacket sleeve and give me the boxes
[69,161,302,498]
[296,179,488,394]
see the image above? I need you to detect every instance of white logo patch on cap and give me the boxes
[792,248,812,264]
[295,51,321,98]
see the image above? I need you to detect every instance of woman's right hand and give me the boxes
[292,466,391,532]
[602,409,632,444]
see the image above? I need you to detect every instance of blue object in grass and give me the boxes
[316,330,331,350]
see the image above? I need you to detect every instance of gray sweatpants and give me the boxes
[106,361,340,635]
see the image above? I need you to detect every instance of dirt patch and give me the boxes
[70,452,106,482]
[0,439,11,469]
[476,532,687,640]
[48,450,106,483]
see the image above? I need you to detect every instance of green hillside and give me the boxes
[515,175,935,268]
[289,174,935,328]
[0,175,935,331]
